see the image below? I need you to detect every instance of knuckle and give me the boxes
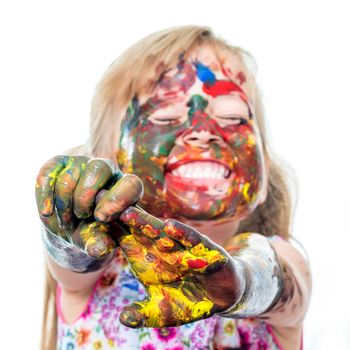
[87,157,111,169]
[89,158,120,175]
[56,177,75,192]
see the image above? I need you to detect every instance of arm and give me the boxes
[36,155,143,321]
[260,237,311,349]
[45,253,108,323]
[223,233,311,350]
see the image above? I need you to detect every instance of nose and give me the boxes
[182,130,223,148]
[177,95,226,148]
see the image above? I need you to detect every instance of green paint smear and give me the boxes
[188,95,208,118]
[212,143,223,158]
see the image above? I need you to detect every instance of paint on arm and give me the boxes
[258,237,312,328]
[220,233,284,318]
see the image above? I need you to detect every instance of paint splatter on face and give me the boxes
[118,47,266,221]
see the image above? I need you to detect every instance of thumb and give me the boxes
[119,303,147,328]
[71,221,116,258]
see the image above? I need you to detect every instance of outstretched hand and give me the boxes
[107,207,243,328]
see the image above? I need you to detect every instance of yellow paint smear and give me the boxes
[137,284,213,327]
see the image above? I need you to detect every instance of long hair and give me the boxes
[41,25,293,349]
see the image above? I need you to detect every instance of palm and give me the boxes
[115,207,239,328]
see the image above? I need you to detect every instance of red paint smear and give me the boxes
[221,66,230,78]
[203,80,245,97]
[187,259,208,269]
[236,71,246,85]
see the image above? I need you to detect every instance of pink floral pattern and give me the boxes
[57,249,282,350]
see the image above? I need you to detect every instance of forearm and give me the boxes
[259,237,312,327]
[222,233,311,328]
[220,233,283,318]
[46,253,106,294]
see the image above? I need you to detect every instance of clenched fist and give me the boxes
[35,155,143,260]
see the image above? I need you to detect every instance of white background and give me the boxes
[0,1,349,349]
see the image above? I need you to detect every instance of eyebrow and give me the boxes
[140,94,187,116]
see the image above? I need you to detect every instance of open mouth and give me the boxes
[167,160,231,180]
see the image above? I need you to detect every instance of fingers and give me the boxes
[74,159,121,219]
[41,212,67,239]
[119,206,164,237]
[164,219,228,273]
[164,219,222,251]
[36,155,68,217]
[71,221,116,258]
[119,207,179,252]
[55,156,88,229]
[120,304,147,328]
[164,219,202,248]
[94,174,143,222]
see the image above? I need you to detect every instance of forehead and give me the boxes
[139,46,253,106]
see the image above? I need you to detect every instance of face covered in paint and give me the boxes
[117,47,267,221]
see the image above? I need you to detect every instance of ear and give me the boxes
[258,155,269,205]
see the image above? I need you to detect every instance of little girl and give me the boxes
[36,26,311,350]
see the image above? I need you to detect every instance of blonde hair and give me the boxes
[41,25,293,349]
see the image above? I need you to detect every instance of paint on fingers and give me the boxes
[79,222,116,258]
[35,156,68,217]
[74,159,119,219]
[94,174,143,222]
[55,156,88,229]
[164,219,202,247]
[119,206,165,238]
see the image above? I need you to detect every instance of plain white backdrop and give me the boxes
[1,1,349,348]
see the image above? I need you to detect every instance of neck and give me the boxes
[181,217,240,247]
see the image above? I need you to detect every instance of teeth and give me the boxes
[178,165,186,177]
[171,162,230,179]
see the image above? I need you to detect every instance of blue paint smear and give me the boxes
[195,62,216,85]
[120,271,140,291]
[55,196,65,211]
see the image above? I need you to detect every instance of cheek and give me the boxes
[119,119,187,173]
[228,124,262,156]
[227,127,265,185]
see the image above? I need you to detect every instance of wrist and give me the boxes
[219,233,284,318]
[41,226,114,273]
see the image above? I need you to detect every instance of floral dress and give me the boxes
[57,250,283,350]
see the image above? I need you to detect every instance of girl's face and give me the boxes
[117,47,267,221]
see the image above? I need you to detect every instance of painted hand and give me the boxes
[35,155,143,260]
[110,207,243,328]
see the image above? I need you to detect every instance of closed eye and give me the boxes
[149,114,186,126]
[216,114,249,126]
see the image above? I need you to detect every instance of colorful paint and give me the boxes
[115,206,244,327]
[35,155,129,261]
[221,233,284,317]
[117,49,266,221]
